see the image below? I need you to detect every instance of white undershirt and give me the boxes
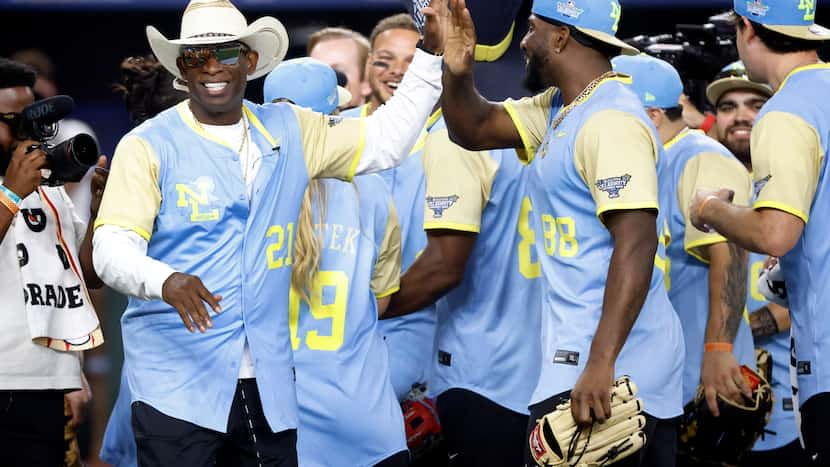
[195,110,260,379]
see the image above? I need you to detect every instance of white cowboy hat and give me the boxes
[147,0,289,81]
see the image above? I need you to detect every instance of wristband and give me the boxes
[0,184,21,205]
[0,190,20,216]
[697,194,719,221]
[704,342,733,353]
[700,112,716,133]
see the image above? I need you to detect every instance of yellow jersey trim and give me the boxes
[663,127,694,151]
[360,104,370,118]
[777,63,830,93]
[243,105,279,149]
[502,100,535,164]
[375,285,400,299]
[423,221,481,233]
[596,202,659,220]
[684,235,727,265]
[93,218,152,242]
[177,102,234,150]
[753,201,809,224]
[474,22,515,62]
[348,118,367,181]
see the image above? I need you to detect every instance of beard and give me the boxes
[523,55,547,93]
[725,139,751,166]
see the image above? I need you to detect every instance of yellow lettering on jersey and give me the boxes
[175,182,219,222]
[541,214,557,256]
[517,196,541,279]
[557,217,578,258]
[610,1,622,32]
[288,270,349,351]
[750,260,766,303]
[266,222,295,270]
[540,213,580,258]
[799,0,816,21]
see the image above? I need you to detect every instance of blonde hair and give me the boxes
[291,179,326,302]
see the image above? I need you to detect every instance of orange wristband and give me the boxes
[704,342,733,353]
[0,191,19,217]
[697,194,719,221]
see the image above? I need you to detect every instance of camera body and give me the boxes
[625,12,739,112]
[16,95,99,186]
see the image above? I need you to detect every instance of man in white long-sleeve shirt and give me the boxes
[91,1,446,465]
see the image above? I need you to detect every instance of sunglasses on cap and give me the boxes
[178,42,250,69]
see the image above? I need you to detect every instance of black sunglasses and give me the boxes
[178,42,250,69]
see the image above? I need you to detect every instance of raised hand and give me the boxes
[444,0,477,76]
[162,272,222,333]
[421,0,450,55]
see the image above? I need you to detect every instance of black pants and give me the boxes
[801,391,830,466]
[375,450,411,467]
[740,439,813,467]
[524,391,678,467]
[132,379,297,467]
[0,390,71,467]
[437,388,528,467]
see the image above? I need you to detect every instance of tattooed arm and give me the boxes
[750,303,790,339]
[700,241,751,416]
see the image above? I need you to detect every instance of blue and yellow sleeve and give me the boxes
[574,110,660,222]
[292,105,367,181]
[94,136,161,241]
[422,128,498,233]
[751,111,821,224]
[372,200,402,299]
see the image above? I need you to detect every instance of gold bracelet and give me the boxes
[0,191,19,216]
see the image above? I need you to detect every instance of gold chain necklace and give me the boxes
[549,71,619,131]
[189,105,252,187]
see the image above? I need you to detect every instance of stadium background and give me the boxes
[1,0,828,464]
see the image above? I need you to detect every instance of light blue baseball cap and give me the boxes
[531,0,639,55]
[611,54,683,108]
[734,0,830,40]
[706,60,772,106]
[263,57,352,114]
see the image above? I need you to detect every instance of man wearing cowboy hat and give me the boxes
[439,0,684,465]
[91,0,448,465]
[689,0,830,463]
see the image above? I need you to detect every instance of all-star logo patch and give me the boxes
[426,195,459,218]
[596,174,632,199]
[327,116,344,127]
[557,0,583,19]
[754,174,772,199]
[746,0,769,17]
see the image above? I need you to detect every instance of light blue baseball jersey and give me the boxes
[96,100,373,432]
[504,77,684,418]
[343,105,439,399]
[420,117,541,414]
[293,175,406,467]
[747,252,798,451]
[658,128,756,404]
[750,64,830,407]
[100,366,137,467]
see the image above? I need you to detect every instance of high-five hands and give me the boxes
[444,0,477,76]
[420,0,450,55]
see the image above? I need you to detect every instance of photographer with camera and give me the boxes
[0,57,108,467]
